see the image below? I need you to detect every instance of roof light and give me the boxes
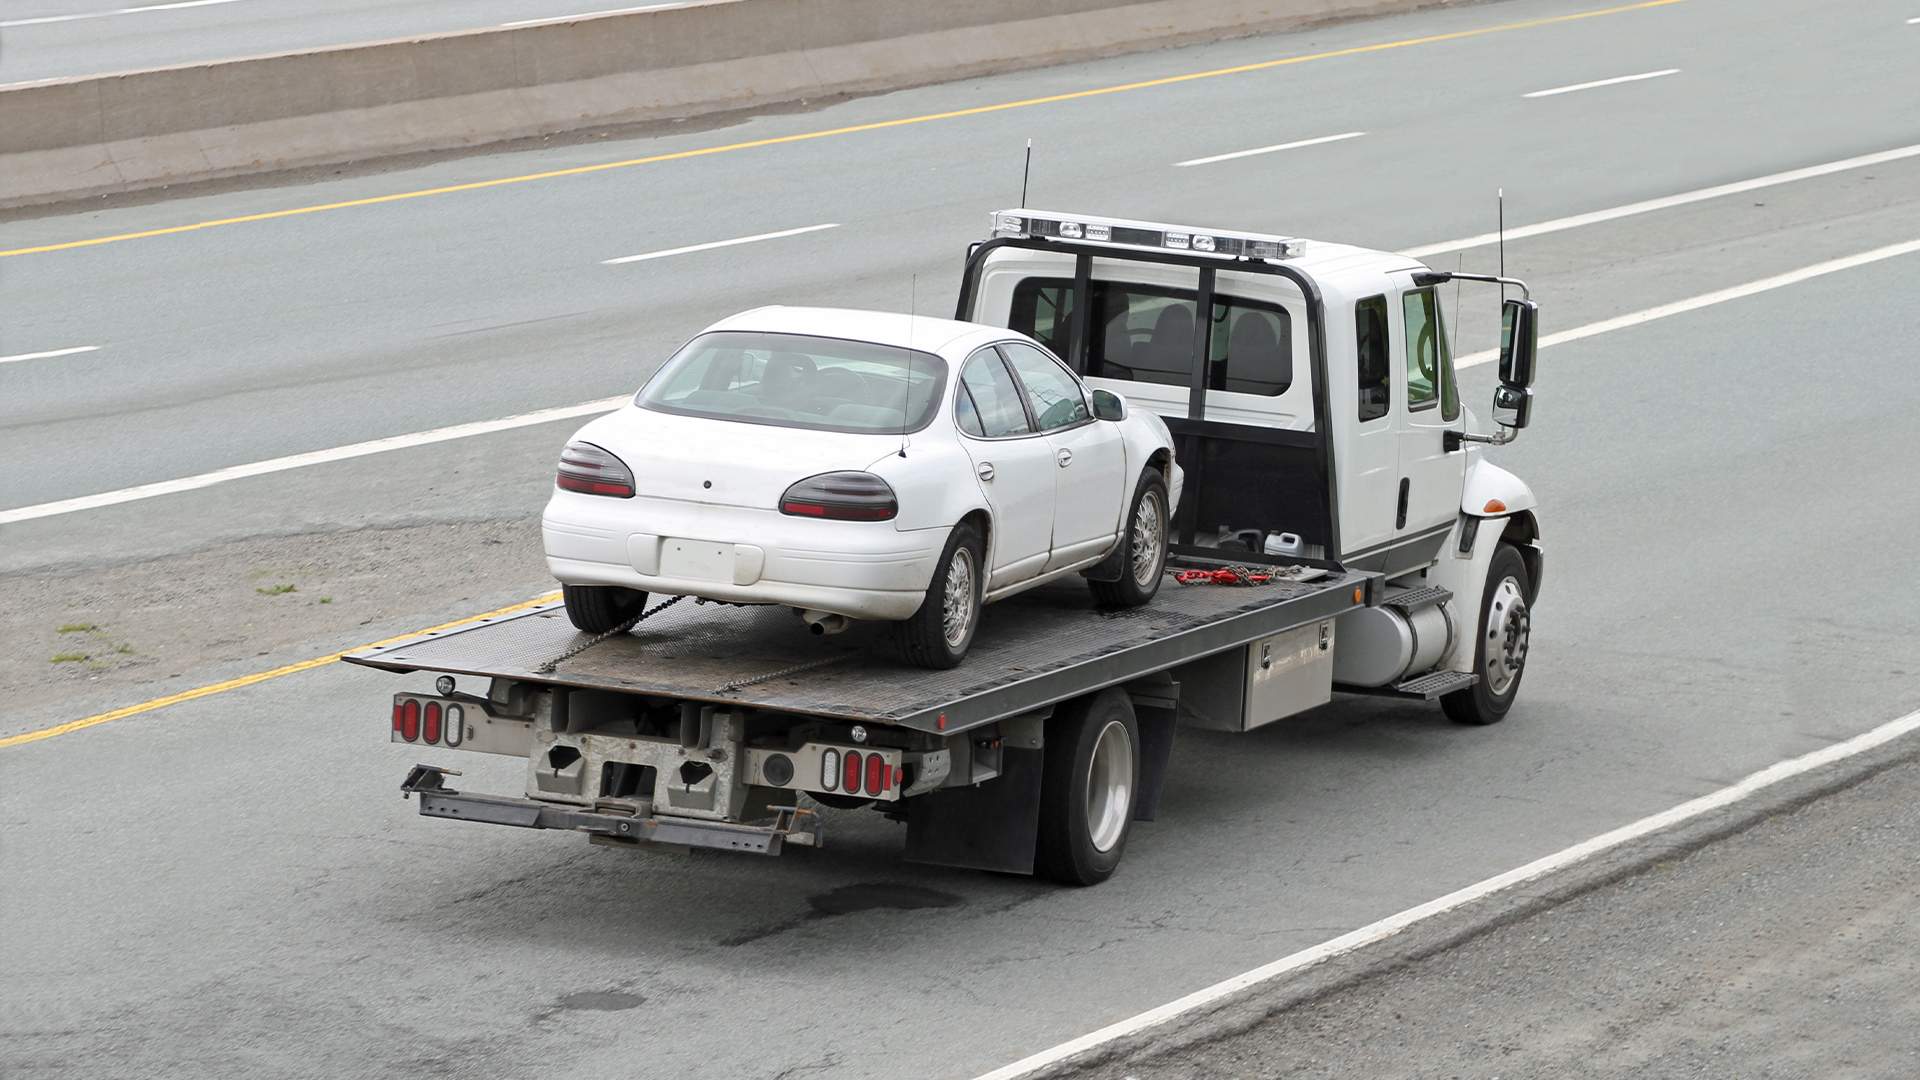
[988,209,1304,259]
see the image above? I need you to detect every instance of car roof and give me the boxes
[706,306,1011,357]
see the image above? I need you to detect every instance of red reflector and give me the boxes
[893,765,904,788]
[557,474,636,497]
[423,702,442,744]
[844,750,863,795]
[866,753,886,795]
[400,699,420,742]
[780,500,829,517]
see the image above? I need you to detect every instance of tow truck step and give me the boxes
[1392,669,1478,699]
[1382,585,1453,613]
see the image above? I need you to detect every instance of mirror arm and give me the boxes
[1412,271,1532,301]
[1446,428,1520,451]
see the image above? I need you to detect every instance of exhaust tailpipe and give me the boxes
[801,610,851,636]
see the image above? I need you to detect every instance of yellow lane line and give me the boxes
[0,0,1686,260]
[0,591,561,750]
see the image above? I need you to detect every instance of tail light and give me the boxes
[423,702,442,744]
[821,749,841,791]
[865,752,887,795]
[399,699,420,742]
[843,750,864,793]
[780,472,897,521]
[556,440,636,498]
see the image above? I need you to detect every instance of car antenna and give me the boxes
[1497,187,1507,301]
[900,274,916,458]
[1020,139,1032,207]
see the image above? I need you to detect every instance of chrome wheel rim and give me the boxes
[1129,490,1166,588]
[942,546,977,649]
[1484,576,1530,696]
[1084,719,1135,853]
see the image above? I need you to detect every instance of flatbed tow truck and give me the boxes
[347,209,1546,885]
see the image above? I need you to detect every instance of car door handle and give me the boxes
[977,462,994,482]
[1056,448,1073,468]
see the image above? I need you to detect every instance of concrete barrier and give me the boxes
[0,0,1468,209]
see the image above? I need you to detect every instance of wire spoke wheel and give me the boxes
[1130,490,1165,588]
[941,546,977,649]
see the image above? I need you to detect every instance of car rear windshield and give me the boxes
[637,331,948,434]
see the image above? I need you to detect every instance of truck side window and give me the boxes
[1009,278,1291,394]
[1355,296,1390,422]
[958,350,1033,438]
[1009,281,1074,358]
[1402,288,1442,412]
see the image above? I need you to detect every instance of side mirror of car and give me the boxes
[1090,388,1126,421]
[1499,298,1539,388]
[1491,383,1533,430]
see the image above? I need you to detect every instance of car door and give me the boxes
[954,347,1056,590]
[997,341,1129,571]
[1392,282,1467,552]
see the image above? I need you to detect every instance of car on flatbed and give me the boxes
[349,209,1546,885]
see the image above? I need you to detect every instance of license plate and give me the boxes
[659,539,736,581]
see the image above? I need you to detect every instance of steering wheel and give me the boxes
[1415,324,1438,383]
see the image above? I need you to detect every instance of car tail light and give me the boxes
[423,702,442,744]
[779,472,897,521]
[843,750,864,793]
[399,699,420,742]
[556,440,636,498]
[865,752,887,795]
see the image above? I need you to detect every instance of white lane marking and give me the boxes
[499,2,691,28]
[1523,67,1679,98]
[602,223,841,265]
[1173,131,1367,168]
[9,238,1919,525]
[0,0,242,28]
[1401,142,1920,258]
[974,705,1920,1080]
[0,396,627,526]
[1455,237,1920,369]
[0,345,99,366]
[1908,16,1920,24]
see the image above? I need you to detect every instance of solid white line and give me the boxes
[0,396,627,526]
[0,345,99,366]
[602,223,840,265]
[1908,16,1920,24]
[499,3,691,28]
[1455,237,1920,369]
[1400,142,1920,258]
[10,236,1919,525]
[974,705,1920,1080]
[0,0,241,28]
[1523,67,1679,98]
[1174,132,1367,168]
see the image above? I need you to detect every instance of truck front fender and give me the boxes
[1461,458,1537,517]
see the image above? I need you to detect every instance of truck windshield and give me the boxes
[637,331,947,434]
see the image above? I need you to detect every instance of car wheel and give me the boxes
[562,584,648,633]
[894,521,984,669]
[1035,689,1139,886]
[1088,468,1168,608]
[1442,543,1532,726]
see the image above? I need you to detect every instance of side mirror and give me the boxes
[1491,384,1533,430]
[1090,388,1126,421]
[1499,298,1539,388]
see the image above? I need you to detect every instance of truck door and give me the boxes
[1339,293,1401,556]
[955,347,1057,589]
[996,341,1129,571]
[1390,281,1466,560]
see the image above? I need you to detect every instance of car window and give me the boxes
[1008,277,1293,395]
[1402,289,1441,411]
[998,341,1090,431]
[639,331,946,434]
[958,349,1033,438]
[1356,295,1391,423]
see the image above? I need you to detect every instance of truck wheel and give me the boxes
[1088,469,1168,608]
[1035,689,1139,885]
[895,521,984,669]
[1442,543,1532,726]
[562,584,648,633]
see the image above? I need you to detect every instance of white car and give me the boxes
[541,306,1182,668]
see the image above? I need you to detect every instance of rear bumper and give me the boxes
[401,766,819,855]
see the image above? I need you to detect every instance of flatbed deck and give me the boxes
[345,569,1372,735]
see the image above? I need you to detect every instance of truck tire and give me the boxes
[562,584,648,633]
[894,521,984,669]
[1442,543,1532,726]
[1035,689,1139,885]
[1088,469,1169,608]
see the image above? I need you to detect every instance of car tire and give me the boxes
[562,584,648,633]
[894,521,984,669]
[1088,468,1169,608]
[1035,689,1139,886]
[1442,543,1532,726]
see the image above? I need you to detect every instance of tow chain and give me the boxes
[711,653,855,694]
[534,594,686,674]
[1173,564,1278,587]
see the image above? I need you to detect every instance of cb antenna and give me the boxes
[900,274,917,457]
[1497,188,1507,301]
[1020,139,1032,208]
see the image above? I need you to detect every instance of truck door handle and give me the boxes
[1057,448,1073,468]
[977,462,994,482]
[1396,478,1410,529]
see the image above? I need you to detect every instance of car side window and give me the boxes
[998,341,1091,431]
[958,349,1033,438]
[1355,295,1390,422]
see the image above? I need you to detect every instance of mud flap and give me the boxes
[902,747,1043,874]
[1131,698,1176,822]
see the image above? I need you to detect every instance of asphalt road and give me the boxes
[4,1,1920,1078]
[0,0,704,84]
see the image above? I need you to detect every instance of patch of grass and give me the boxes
[114,643,136,656]
[57,623,98,634]
[318,596,333,604]
[51,652,89,663]
[256,583,298,596]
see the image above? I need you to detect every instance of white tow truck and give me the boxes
[346,209,1546,885]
